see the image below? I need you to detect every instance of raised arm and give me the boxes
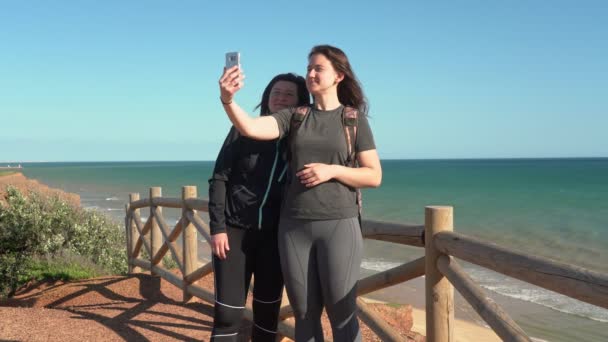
[219,66,280,140]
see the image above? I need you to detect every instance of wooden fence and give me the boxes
[125,186,608,342]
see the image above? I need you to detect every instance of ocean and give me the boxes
[18,158,608,341]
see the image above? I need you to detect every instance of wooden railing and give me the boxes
[125,187,608,342]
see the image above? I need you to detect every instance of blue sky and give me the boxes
[1,1,607,162]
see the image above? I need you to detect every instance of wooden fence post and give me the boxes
[182,185,198,302]
[129,193,142,273]
[125,203,131,273]
[425,206,454,342]
[150,187,163,274]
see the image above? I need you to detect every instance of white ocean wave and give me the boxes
[484,284,608,323]
[468,266,608,323]
[105,197,121,201]
[531,338,551,342]
[360,259,403,272]
[106,208,123,211]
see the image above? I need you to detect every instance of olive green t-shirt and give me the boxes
[271,105,376,220]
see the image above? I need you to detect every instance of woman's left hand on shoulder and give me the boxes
[296,163,335,187]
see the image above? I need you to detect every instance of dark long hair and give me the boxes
[309,45,368,115]
[254,73,310,115]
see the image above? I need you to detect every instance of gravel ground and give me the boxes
[1,272,424,341]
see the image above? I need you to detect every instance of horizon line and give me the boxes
[3,156,608,164]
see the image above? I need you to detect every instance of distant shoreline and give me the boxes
[0,172,80,207]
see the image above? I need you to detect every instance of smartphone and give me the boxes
[225,52,240,69]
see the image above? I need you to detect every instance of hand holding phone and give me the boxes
[220,52,243,103]
[225,52,240,69]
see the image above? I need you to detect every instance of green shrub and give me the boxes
[162,254,179,270]
[22,252,103,282]
[138,248,180,271]
[0,187,128,297]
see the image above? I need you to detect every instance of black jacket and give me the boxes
[208,126,288,235]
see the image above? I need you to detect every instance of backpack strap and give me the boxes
[342,106,363,217]
[284,106,311,168]
[342,106,358,168]
[289,106,311,149]
[291,106,311,131]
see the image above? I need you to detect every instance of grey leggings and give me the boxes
[278,216,363,342]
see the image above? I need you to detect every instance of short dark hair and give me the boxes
[309,45,368,115]
[255,73,310,115]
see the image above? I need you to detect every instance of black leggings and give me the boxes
[210,226,284,341]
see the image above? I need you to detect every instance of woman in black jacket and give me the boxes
[208,73,310,341]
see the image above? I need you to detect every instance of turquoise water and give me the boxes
[364,159,608,272]
[18,158,608,339]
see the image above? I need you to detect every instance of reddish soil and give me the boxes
[1,273,424,341]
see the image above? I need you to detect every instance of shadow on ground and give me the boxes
[0,273,253,341]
